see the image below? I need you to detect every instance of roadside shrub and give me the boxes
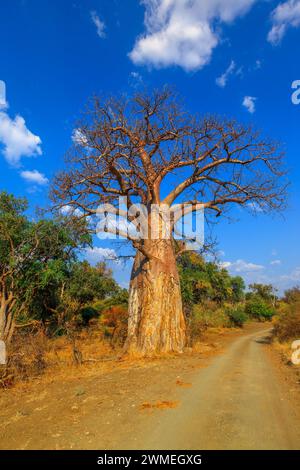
[187,302,231,344]
[93,290,128,316]
[1,328,48,387]
[100,305,128,347]
[273,311,300,342]
[245,299,274,321]
[284,287,300,305]
[226,307,248,327]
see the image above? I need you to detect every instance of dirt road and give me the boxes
[1,324,300,450]
[139,327,300,450]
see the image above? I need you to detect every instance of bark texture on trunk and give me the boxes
[124,240,186,356]
[0,290,15,344]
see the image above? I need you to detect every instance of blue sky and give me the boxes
[0,0,300,293]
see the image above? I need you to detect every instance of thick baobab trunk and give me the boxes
[124,240,186,356]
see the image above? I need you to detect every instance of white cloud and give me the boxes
[20,169,48,185]
[268,0,300,45]
[72,128,88,146]
[90,11,106,38]
[129,71,144,88]
[220,259,265,273]
[216,59,262,88]
[216,60,236,87]
[60,205,84,217]
[255,59,262,70]
[131,71,142,80]
[270,259,282,266]
[0,80,8,110]
[84,246,118,264]
[129,0,257,71]
[247,201,264,212]
[0,110,42,166]
[281,267,300,282]
[242,95,257,113]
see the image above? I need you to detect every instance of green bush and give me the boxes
[93,289,128,315]
[187,302,233,343]
[226,307,248,327]
[245,299,274,321]
[79,306,99,325]
[192,303,230,327]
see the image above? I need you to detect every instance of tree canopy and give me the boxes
[0,191,90,341]
[178,251,245,310]
[52,89,287,252]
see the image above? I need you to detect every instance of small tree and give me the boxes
[0,192,29,342]
[52,90,287,356]
[248,283,277,302]
[67,261,121,324]
[283,286,300,305]
[0,192,89,343]
[231,276,246,303]
[245,299,275,321]
[178,252,245,306]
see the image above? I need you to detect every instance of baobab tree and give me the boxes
[52,90,286,356]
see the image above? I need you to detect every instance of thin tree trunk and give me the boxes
[124,240,186,356]
[0,290,15,344]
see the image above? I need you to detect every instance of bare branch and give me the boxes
[51,89,288,258]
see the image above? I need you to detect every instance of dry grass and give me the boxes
[0,327,121,388]
[273,339,300,367]
[273,312,300,343]
[1,322,247,390]
[2,327,202,390]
